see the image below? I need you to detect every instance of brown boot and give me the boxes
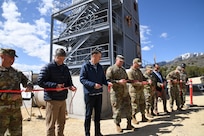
[132,115,139,124]
[146,113,154,118]
[141,114,151,122]
[116,124,123,133]
[146,109,153,118]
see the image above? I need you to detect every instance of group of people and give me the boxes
[0,47,188,136]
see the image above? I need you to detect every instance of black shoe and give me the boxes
[177,107,182,111]
[95,132,103,136]
[151,112,157,116]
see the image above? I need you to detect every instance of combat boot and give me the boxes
[146,113,153,118]
[132,115,139,124]
[116,124,123,133]
[126,119,135,130]
[141,114,151,122]
[146,109,153,118]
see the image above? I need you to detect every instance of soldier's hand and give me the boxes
[118,79,127,85]
[94,83,102,89]
[25,86,33,92]
[148,79,152,84]
[69,86,77,92]
[173,79,178,84]
[108,82,113,87]
[56,83,65,91]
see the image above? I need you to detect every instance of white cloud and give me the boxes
[22,0,37,4]
[34,18,50,39]
[142,46,150,51]
[0,0,50,62]
[160,32,168,38]
[142,45,154,51]
[2,1,21,22]
[13,63,44,73]
[140,25,151,44]
[37,0,53,16]
[140,25,153,51]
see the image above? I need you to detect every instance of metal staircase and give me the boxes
[51,1,122,72]
[50,0,140,75]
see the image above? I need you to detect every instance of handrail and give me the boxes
[53,8,122,39]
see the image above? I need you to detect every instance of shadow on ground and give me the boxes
[105,105,204,136]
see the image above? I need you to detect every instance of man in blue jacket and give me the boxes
[80,48,108,136]
[38,48,77,136]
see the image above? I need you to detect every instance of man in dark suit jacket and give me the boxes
[152,64,169,115]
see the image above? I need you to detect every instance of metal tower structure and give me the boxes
[50,0,141,75]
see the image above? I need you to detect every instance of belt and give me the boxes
[89,92,103,96]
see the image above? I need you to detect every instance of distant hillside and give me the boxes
[158,53,204,68]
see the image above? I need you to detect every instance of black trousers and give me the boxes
[84,93,102,136]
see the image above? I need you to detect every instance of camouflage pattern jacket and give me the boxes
[0,66,31,105]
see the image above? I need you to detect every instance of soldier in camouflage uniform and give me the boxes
[0,48,33,136]
[166,66,182,112]
[179,63,188,108]
[143,65,156,118]
[127,58,150,124]
[106,55,134,133]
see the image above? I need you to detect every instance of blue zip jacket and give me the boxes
[80,61,108,95]
[37,61,73,100]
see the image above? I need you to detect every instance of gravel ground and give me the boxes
[21,91,204,136]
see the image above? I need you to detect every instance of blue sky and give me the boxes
[138,0,204,63]
[0,0,203,73]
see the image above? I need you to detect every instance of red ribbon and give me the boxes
[0,87,69,93]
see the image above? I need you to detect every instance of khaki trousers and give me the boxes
[46,100,66,136]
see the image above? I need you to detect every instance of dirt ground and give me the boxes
[21,91,204,136]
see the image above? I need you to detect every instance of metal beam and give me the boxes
[53,0,94,18]
[109,0,114,65]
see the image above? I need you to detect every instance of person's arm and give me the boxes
[79,63,95,90]
[127,70,142,86]
[19,71,33,92]
[37,65,57,88]
[66,66,77,91]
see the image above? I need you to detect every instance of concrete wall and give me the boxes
[67,76,112,118]
[32,76,112,119]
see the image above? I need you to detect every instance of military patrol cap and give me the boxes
[0,48,18,57]
[116,55,125,61]
[146,65,153,70]
[181,63,186,68]
[55,48,66,57]
[133,58,142,65]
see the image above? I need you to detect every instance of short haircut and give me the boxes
[153,63,159,67]
[91,48,101,55]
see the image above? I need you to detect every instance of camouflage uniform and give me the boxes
[106,64,132,125]
[0,49,32,136]
[179,70,188,108]
[143,71,156,117]
[127,66,149,123]
[166,68,181,111]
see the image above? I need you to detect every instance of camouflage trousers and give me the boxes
[110,88,132,124]
[168,86,181,110]
[143,88,154,112]
[129,88,146,115]
[0,102,22,136]
[180,86,187,106]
